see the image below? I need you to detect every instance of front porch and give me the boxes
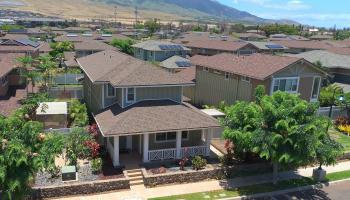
[105,129,213,167]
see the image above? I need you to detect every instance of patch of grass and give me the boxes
[150,170,350,200]
[329,128,350,151]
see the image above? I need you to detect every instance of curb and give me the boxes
[219,178,350,200]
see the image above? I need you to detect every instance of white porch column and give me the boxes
[205,129,212,157]
[176,131,182,159]
[113,136,120,166]
[126,135,132,150]
[143,133,149,162]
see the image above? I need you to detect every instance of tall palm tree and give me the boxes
[25,71,40,94]
[16,56,33,95]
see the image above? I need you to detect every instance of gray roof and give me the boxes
[248,41,288,50]
[94,100,220,136]
[132,40,190,51]
[285,50,350,69]
[77,50,193,87]
[160,56,191,69]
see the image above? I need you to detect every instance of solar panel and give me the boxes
[266,44,284,49]
[175,61,191,67]
[15,39,40,48]
[159,44,168,50]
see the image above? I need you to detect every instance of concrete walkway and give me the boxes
[52,161,350,200]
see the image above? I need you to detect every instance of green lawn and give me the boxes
[329,128,350,151]
[149,170,350,200]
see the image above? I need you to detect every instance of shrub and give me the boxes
[219,140,235,166]
[191,156,207,171]
[150,166,166,174]
[69,99,88,127]
[334,116,349,127]
[179,157,188,171]
[65,128,93,166]
[91,158,103,174]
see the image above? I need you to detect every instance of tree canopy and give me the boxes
[222,87,343,183]
[110,39,135,55]
[261,24,300,36]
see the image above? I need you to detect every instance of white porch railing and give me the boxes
[148,148,176,161]
[181,146,207,158]
[148,146,208,161]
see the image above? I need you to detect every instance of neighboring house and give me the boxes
[178,40,259,56]
[309,34,333,41]
[0,38,41,56]
[160,55,192,73]
[286,50,350,84]
[274,40,332,54]
[248,41,288,54]
[236,33,267,41]
[191,53,327,107]
[63,51,79,68]
[78,50,219,166]
[74,40,116,58]
[176,66,196,102]
[173,32,237,43]
[269,34,309,41]
[55,33,129,43]
[132,40,190,62]
[0,53,25,96]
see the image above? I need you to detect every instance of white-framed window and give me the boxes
[225,72,229,80]
[155,131,189,143]
[311,76,321,101]
[241,76,250,82]
[106,84,115,97]
[126,87,136,103]
[155,132,176,142]
[272,77,299,93]
[204,67,209,72]
[181,131,189,140]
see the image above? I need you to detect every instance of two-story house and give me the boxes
[77,50,220,167]
[0,53,25,97]
[132,40,190,62]
[191,53,327,107]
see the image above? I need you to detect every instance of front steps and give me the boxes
[126,169,144,186]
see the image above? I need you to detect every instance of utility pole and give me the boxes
[134,6,138,25]
[114,6,117,28]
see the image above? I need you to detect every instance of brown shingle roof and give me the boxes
[0,53,24,77]
[191,53,301,80]
[77,50,194,87]
[74,41,116,51]
[94,100,220,136]
[179,40,252,52]
[326,47,350,55]
[274,40,332,50]
[176,66,196,82]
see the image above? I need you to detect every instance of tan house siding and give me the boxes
[183,85,195,102]
[83,73,103,113]
[135,86,182,103]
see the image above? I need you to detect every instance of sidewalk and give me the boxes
[52,160,350,200]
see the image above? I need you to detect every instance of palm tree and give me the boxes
[25,71,40,93]
[36,55,57,88]
[16,56,33,95]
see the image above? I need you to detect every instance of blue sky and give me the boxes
[218,0,350,28]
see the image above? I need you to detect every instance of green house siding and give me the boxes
[83,73,103,113]
[148,130,203,150]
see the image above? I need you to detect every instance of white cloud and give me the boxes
[233,0,310,10]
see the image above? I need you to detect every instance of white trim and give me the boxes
[270,76,300,95]
[241,76,251,83]
[310,76,322,102]
[123,98,182,109]
[121,87,124,108]
[126,87,136,104]
[106,84,116,98]
[154,131,189,143]
[225,72,229,80]
[102,84,105,109]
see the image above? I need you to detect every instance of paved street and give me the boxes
[250,180,350,200]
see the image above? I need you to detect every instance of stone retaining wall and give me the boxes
[32,172,130,199]
[142,165,222,187]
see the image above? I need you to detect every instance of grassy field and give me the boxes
[329,128,350,151]
[150,170,350,200]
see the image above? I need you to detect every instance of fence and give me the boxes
[44,128,73,134]
[54,74,83,85]
[317,106,348,119]
[47,86,83,99]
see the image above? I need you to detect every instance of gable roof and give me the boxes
[77,50,194,87]
[132,40,190,51]
[274,40,332,50]
[74,40,116,51]
[285,50,350,69]
[180,40,255,52]
[0,53,24,77]
[248,41,288,50]
[160,55,192,69]
[191,53,303,80]
[94,100,220,136]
